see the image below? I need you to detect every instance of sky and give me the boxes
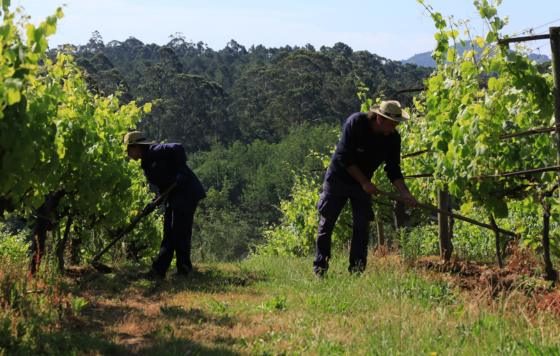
[11,0,560,60]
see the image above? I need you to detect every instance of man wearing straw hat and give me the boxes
[124,131,206,279]
[314,100,417,276]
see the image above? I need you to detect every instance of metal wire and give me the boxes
[511,17,560,37]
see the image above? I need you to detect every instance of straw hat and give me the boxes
[123,131,154,145]
[370,100,410,123]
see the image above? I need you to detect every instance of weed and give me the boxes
[206,298,229,316]
[398,225,439,261]
[152,324,175,340]
[70,296,88,315]
[260,295,287,312]
[387,274,456,307]
[160,305,188,318]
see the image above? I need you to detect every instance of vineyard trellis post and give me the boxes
[550,27,560,190]
[489,215,504,268]
[375,213,386,248]
[543,26,560,280]
[438,188,453,261]
[393,200,407,229]
[542,199,557,280]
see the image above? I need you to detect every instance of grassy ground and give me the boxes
[3,252,560,355]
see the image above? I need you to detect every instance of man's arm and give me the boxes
[333,114,360,169]
[385,135,417,206]
[347,166,417,204]
[392,179,417,206]
[169,144,189,185]
[347,165,379,195]
[335,114,381,195]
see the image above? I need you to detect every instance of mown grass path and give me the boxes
[64,254,560,355]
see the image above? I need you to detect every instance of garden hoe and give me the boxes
[374,190,516,237]
[91,183,177,273]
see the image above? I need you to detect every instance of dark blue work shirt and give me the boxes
[325,112,404,189]
[141,143,206,207]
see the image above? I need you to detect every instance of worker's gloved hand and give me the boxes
[361,182,380,195]
[400,192,418,207]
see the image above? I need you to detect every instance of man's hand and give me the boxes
[361,182,380,195]
[392,179,418,207]
[399,191,418,207]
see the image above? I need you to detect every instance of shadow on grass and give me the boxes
[4,330,129,355]
[79,301,142,330]
[67,263,266,298]
[35,301,239,355]
[143,265,266,297]
[137,337,240,356]
[160,305,234,327]
[5,324,241,355]
[66,265,142,298]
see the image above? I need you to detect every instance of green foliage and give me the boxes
[191,124,338,260]
[0,250,71,353]
[394,1,560,266]
[398,225,439,261]
[409,0,555,221]
[0,6,161,266]
[69,35,431,152]
[0,226,29,264]
[191,188,253,261]
[257,176,322,256]
[257,168,353,257]
[260,295,287,312]
[69,296,88,315]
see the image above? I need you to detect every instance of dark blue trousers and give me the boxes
[313,186,373,274]
[152,200,198,275]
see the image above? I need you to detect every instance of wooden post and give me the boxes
[544,26,560,281]
[56,216,73,273]
[375,212,385,248]
[489,215,503,268]
[542,201,558,281]
[393,200,407,229]
[550,27,560,183]
[70,228,83,265]
[447,195,454,241]
[438,188,453,261]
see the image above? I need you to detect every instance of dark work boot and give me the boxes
[313,254,329,278]
[138,268,165,281]
[176,263,193,277]
[348,262,365,275]
[314,267,327,278]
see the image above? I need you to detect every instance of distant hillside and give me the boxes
[63,37,432,152]
[403,43,550,67]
